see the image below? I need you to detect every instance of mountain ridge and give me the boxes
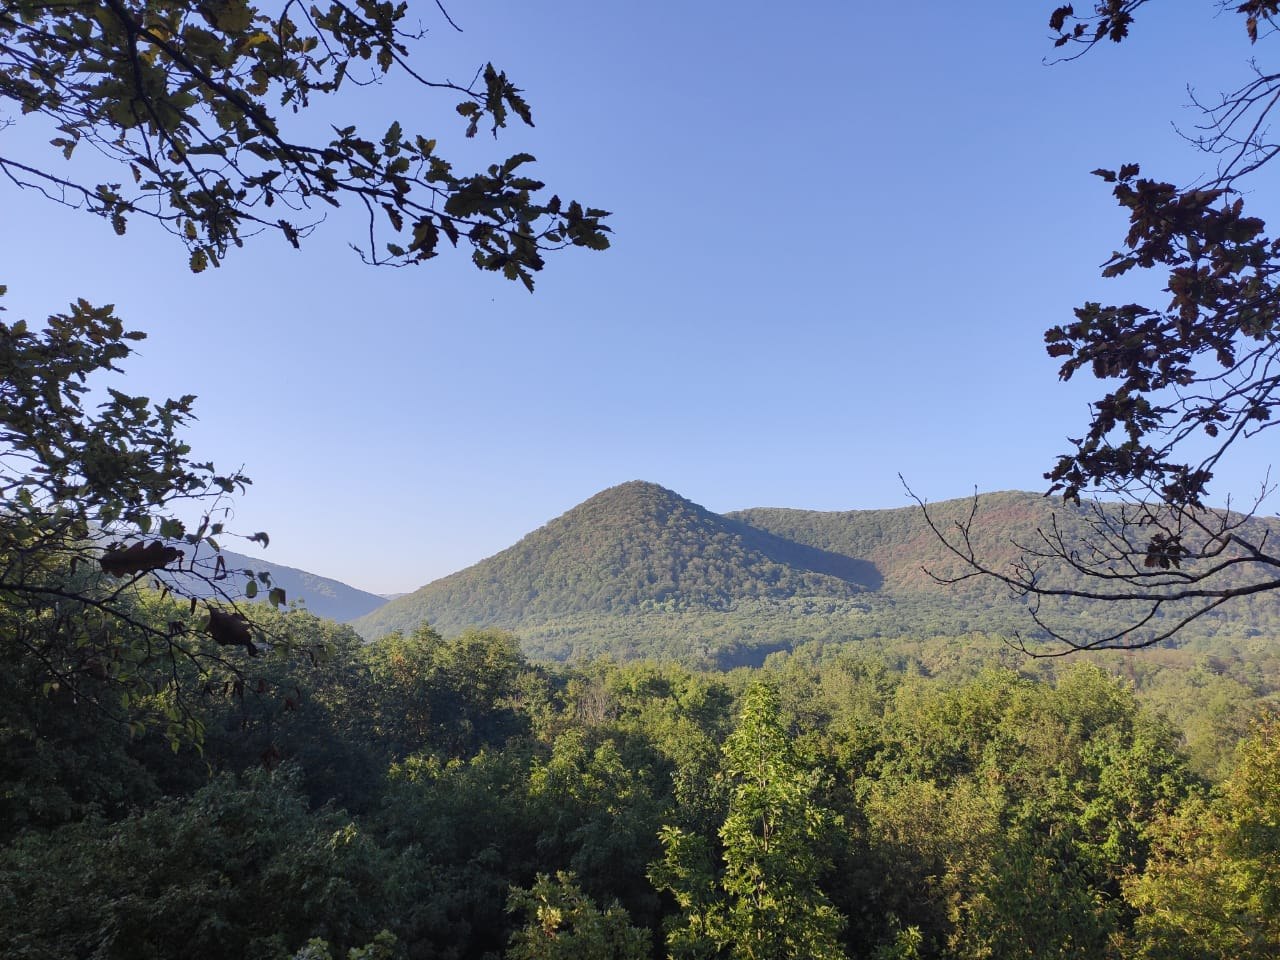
[350,482,1280,660]
[352,481,880,639]
[172,546,389,623]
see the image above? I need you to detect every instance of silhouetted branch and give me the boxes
[904,476,1280,653]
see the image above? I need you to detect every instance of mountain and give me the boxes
[172,547,388,623]
[729,490,1079,596]
[352,484,1280,663]
[352,481,880,640]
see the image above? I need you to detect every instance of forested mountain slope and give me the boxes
[354,485,1280,659]
[353,481,879,639]
[730,490,1078,597]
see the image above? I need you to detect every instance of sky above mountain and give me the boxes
[1,3,1268,593]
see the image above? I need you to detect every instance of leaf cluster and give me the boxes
[0,0,610,287]
[1043,165,1279,511]
[0,290,301,746]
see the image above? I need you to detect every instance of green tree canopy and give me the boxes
[1126,715,1280,958]
[505,872,650,960]
[652,681,848,960]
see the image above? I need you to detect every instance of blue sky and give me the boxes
[1,2,1269,594]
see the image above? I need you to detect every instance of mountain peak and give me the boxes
[577,479,692,509]
[595,479,678,495]
[353,481,876,641]
[567,480,709,527]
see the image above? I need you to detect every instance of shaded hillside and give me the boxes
[733,491,1280,600]
[353,481,878,638]
[732,491,1280,645]
[173,547,388,623]
[730,491,1081,597]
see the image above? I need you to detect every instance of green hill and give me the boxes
[352,484,1280,662]
[353,481,878,639]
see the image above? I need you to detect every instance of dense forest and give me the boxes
[5,585,1279,959]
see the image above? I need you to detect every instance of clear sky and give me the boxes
[1,2,1269,594]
